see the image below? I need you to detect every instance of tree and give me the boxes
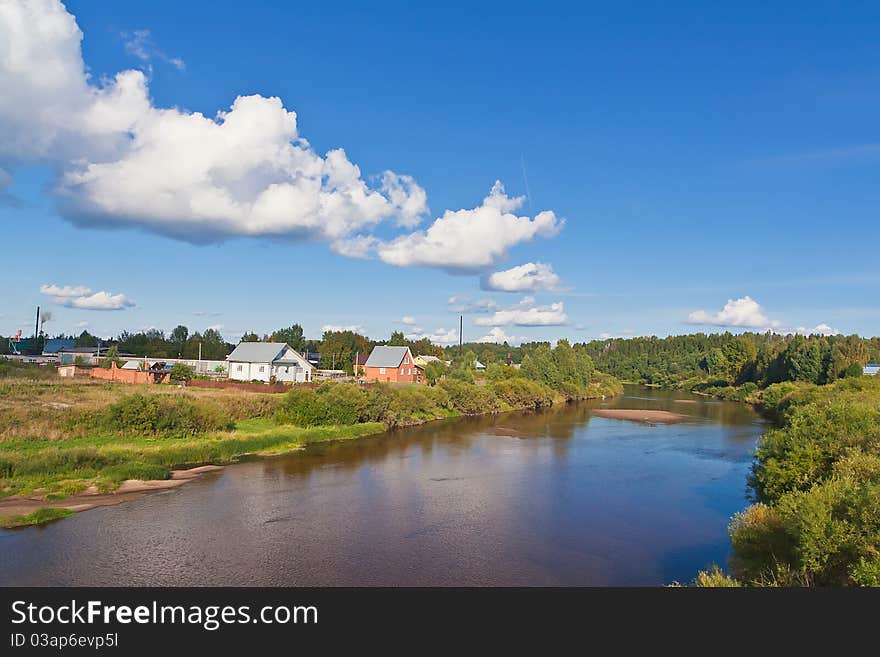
[75,330,99,348]
[782,335,825,384]
[270,324,305,351]
[320,330,371,374]
[240,332,260,343]
[388,331,407,346]
[170,363,194,382]
[102,345,122,368]
[171,325,189,354]
[424,360,448,385]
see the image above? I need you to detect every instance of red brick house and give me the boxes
[362,346,425,384]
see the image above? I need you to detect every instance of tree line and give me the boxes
[579,332,880,388]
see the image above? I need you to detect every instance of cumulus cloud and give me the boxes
[322,324,366,334]
[795,323,841,336]
[687,296,781,329]
[40,284,134,310]
[447,296,498,314]
[0,0,428,245]
[482,262,560,293]
[474,296,568,327]
[40,284,92,297]
[400,316,417,325]
[405,326,459,344]
[476,327,525,345]
[376,182,562,272]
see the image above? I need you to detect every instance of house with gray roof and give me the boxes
[227,342,314,383]
[363,345,425,384]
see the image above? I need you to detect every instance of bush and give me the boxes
[691,566,741,587]
[275,383,369,426]
[170,363,195,382]
[491,378,554,409]
[438,380,501,415]
[101,394,231,437]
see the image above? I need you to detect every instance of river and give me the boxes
[0,385,766,586]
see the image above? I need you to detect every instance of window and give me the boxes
[407,368,411,375]
[400,368,405,375]
[404,356,409,364]
[259,366,265,372]
[379,367,386,374]
[236,365,243,372]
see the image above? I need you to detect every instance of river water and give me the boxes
[0,385,766,586]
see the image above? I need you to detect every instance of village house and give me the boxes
[362,345,425,384]
[864,364,880,376]
[226,342,314,383]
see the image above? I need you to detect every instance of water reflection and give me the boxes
[0,386,766,586]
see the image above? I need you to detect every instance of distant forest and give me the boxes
[579,332,880,388]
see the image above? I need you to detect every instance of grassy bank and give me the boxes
[1,364,622,525]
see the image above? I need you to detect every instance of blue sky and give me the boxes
[1,0,878,345]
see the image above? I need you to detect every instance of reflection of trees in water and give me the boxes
[262,404,591,479]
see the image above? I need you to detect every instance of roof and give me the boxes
[43,338,76,354]
[865,364,880,375]
[227,342,288,363]
[474,360,486,369]
[354,353,370,366]
[121,360,141,370]
[365,345,411,368]
[226,342,314,368]
[414,354,440,364]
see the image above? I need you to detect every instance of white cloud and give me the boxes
[474,296,568,327]
[121,29,185,71]
[405,327,458,344]
[447,296,498,314]
[40,283,134,310]
[795,323,841,336]
[40,284,92,297]
[330,235,379,259]
[322,324,366,334]
[400,316,417,325]
[0,0,428,246]
[476,327,525,345]
[687,296,781,329]
[193,310,221,317]
[206,324,224,332]
[482,262,560,292]
[376,182,561,272]
[75,321,88,328]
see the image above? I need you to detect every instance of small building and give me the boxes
[474,359,486,371]
[362,346,424,384]
[413,354,441,368]
[226,342,314,383]
[42,338,76,357]
[354,352,370,377]
[865,364,880,376]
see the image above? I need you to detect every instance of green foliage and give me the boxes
[100,461,170,483]
[0,507,74,528]
[691,566,742,587]
[169,363,195,382]
[423,360,448,385]
[101,345,121,368]
[491,378,555,409]
[100,394,232,437]
[730,376,880,586]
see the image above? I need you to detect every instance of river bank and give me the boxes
[0,386,764,586]
[1,372,623,527]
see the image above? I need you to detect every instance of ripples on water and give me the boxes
[0,385,766,586]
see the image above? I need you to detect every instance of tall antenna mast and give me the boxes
[34,306,40,339]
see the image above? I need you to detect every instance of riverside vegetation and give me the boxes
[581,332,880,587]
[0,340,620,526]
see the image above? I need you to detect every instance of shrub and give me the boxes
[275,383,369,426]
[170,363,195,382]
[691,566,742,587]
[491,378,554,409]
[438,380,500,415]
[101,394,231,437]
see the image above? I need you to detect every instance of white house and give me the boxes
[227,342,314,383]
[864,364,880,377]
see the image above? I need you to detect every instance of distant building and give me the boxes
[864,364,880,376]
[226,342,314,383]
[363,346,424,384]
[42,338,76,357]
[413,354,441,368]
[354,352,370,376]
[474,360,486,371]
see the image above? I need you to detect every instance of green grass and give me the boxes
[0,420,385,500]
[0,507,74,528]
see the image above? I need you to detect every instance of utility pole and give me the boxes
[459,315,463,357]
[34,306,40,339]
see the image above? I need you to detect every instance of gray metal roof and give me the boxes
[364,345,411,368]
[227,342,288,363]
